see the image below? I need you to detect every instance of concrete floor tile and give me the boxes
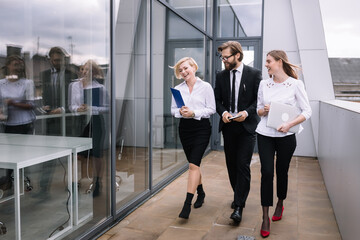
[105,219,131,235]
[97,233,112,240]
[156,227,207,240]
[298,232,342,240]
[99,152,341,240]
[108,227,158,240]
[298,197,333,210]
[126,213,175,235]
[143,201,181,219]
[203,225,255,240]
[298,217,340,235]
[298,207,336,222]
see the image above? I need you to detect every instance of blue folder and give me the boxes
[84,87,102,107]
[170,88,185,108]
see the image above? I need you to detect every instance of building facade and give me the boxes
[0,1,264,239]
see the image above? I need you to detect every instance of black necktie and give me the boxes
[231,70,237,112]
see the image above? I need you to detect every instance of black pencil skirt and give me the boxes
[179,118,211,167]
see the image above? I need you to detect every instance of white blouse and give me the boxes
[171,77,216,120]
[0,78,35,125]
[256,77,312,137]
[68,79,109,115]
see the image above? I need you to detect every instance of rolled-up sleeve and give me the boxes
[193,83,216,119]
[296,80,312,120]
[171,95,181,118]
[256,80,265,115]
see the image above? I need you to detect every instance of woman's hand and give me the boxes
[263,104,270,114]
[277,122,291,133]
[77,104,88,112]
[179,106,194,118]
[258,104,270,117]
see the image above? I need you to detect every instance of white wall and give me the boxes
[318,100,360,240]
[262,0,335,157]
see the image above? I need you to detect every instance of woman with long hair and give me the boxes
[256,50,312,237]
[68,60,109,198]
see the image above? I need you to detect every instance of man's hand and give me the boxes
[231,111,247,122]
[222,112,232,123]
[50,107,63,114]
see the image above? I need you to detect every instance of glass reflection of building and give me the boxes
[0,1,263,239]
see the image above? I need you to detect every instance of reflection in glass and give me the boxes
[152,2,207,186]
[217,0,262,37]
[114,0,149,208]
[0,0,110,239]
[167,0,207,32]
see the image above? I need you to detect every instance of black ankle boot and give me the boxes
[179,202,191,219]
[194,184,205,208]
[194,192,205,208]
[179,192,193,219]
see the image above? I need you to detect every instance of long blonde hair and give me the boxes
[267,50,300,79]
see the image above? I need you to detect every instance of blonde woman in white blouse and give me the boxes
[256,50,312,238]
[68,60,109,198]
[171,57,216,219]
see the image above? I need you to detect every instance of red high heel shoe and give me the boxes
[260,217,270,238]
[272,206,284,221]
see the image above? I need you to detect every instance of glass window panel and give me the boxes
[0,0,111,239]
[114,0,149,208]
[167,0,207,32]
[152,2,208,185]
[207,0,214,35]
[217,0,262,37]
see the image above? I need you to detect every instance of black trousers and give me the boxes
[4,122,34,134]
[257,133,297,206]
[222,122,256,208]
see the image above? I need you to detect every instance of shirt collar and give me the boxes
[51,68,65,74]
[234,62,244,73]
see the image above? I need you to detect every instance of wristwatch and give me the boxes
[191,112,195,118]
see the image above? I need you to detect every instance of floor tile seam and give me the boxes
[167,225,210,232]
[122,225,166,238]
[213,222,255,232]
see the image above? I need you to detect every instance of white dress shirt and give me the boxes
[256,77,312,137]
[171,77,216,120]
[229,63,244,115]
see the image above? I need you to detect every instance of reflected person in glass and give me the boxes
[40,46,77,135]
[170,57,216,219]
[256,50,312,238]
[68,60,109,200]
[0,55,36,194]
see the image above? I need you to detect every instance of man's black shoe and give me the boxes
[230,206,243,223]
